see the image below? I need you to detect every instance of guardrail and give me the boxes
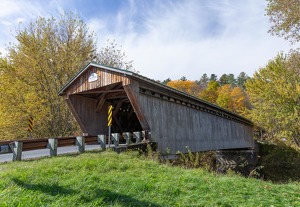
[0,131,149,161]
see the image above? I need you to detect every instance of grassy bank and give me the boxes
[0,150,299,207]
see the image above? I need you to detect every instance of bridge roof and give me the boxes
[58,62,253,126]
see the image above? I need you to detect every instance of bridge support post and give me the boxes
[124,132,131,145]
[48,138,58,156]
[111,133,119,146]
[11,141,23,161]
[133,131,141,143]
[76,136,85,153]
[142,131,148,141]
[98,135,107,150]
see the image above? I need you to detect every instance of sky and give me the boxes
[0,0,297,81]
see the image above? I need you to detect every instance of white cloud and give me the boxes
[0,0,296,80]
[91,0,296,80]
[0,0,63,54]
[0,1,21,17]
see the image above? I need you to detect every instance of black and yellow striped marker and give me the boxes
[108,105,113,126]
[28,117,34,132]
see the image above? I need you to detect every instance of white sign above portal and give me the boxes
[88,73,98,82]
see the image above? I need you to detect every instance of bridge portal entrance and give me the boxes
[65,81,145,137]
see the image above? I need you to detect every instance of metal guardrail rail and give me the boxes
[0,131,149,161]
[0,136,98,154]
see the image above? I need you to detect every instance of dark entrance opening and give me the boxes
[109,100,142,134]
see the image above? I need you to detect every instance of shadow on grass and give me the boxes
[12,178,162,206]
[11,178,77,196]
[81,188,163,207]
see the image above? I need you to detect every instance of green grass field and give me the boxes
[0,150,299,207]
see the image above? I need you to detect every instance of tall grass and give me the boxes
[0,150,299,206]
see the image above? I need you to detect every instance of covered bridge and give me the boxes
[58,62,254,154]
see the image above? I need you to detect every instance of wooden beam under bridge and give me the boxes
[123,85,150,131]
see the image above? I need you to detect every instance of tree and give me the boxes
[216,84,247,114]
[0,58,45,139]
[266,0,300,43]
[0,13,133,140]
[210,74,218,82]
[1,13,97,140]
[245,51,300,146]
[219,74,229,86]
[228,74,236,86]
[230,86,247,113]
[237,72,249,88]
[97,39,134,71]
[180,76,187,81]
[161,78,171,85]
[167,80,201,97]
[199,80,220,103]
[197,73,209,88]
[216,84,232,109]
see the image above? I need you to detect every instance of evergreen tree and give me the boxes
[210,74,217,82]
[237,72,249,88]
[219,74,229,86]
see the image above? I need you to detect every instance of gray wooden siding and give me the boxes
[69,95,108,135]
[134,82,254,154]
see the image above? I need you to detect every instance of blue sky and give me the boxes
[0,0,296,80]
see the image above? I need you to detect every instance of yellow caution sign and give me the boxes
[28,117,34,132]
[108,105,113,126]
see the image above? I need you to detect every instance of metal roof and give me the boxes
[58,62,253,126]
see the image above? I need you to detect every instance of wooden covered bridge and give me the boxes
[58,63,254,154]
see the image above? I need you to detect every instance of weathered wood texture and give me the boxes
[65,66,130,96]
[134,81,254,154]
[60,63,254,154]
[123,85,150,131]
[69,95,108,135]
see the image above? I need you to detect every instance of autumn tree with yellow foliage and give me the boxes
[246,52,300,146]
[0,13,133,140]
[167,80,201,97]
[216,85,247,114]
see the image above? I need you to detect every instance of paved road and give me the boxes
[0,144,104,163]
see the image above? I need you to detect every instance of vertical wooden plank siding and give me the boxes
[135,83,254,154]
[69,95,108,136]
[65,96,88,133]
[66,66,130,96]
